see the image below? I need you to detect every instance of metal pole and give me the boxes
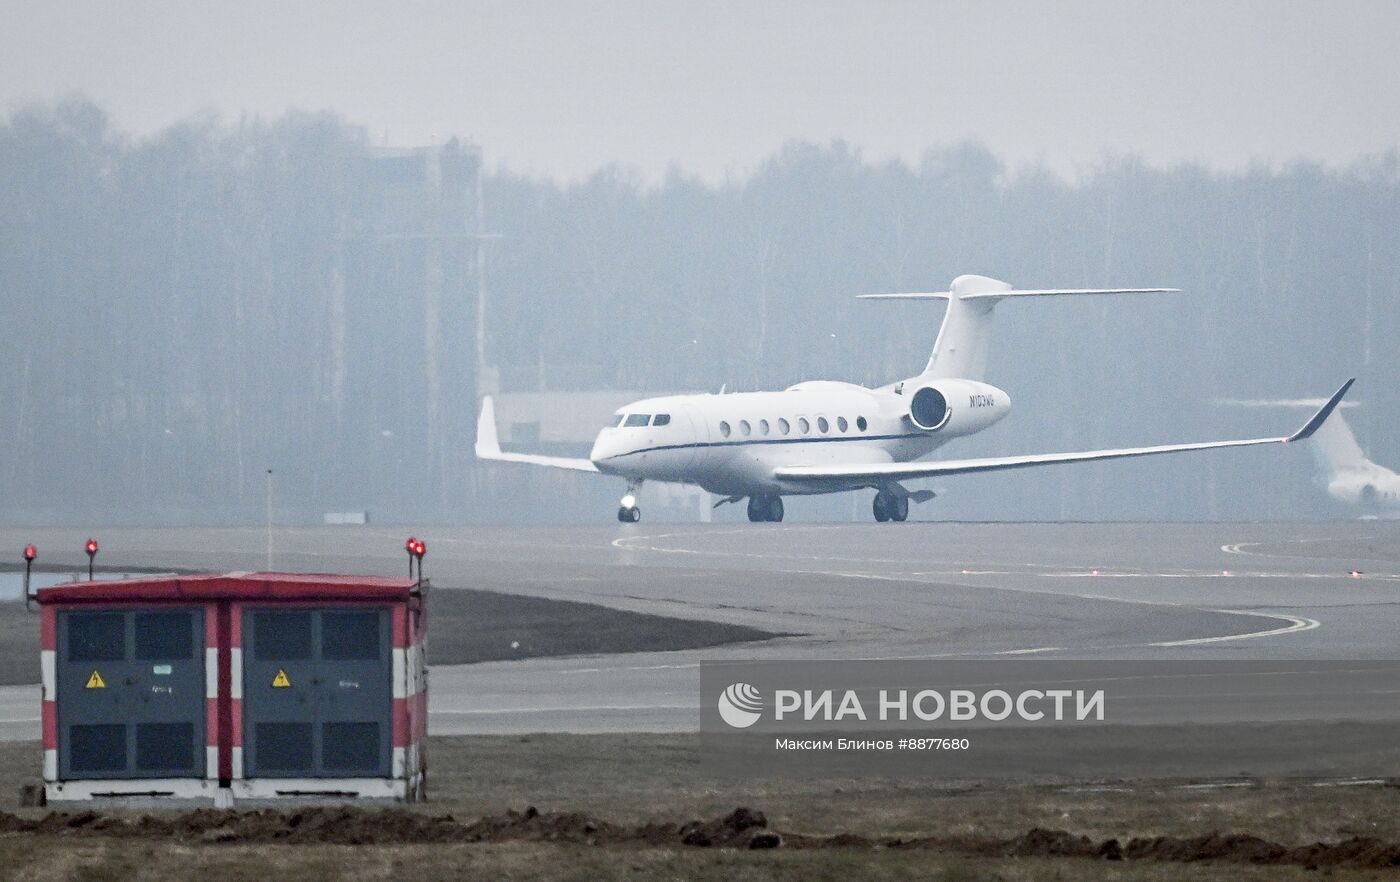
[265,469,274,571]
[475,169,486,403]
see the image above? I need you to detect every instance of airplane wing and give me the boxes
[775,379,1354,484]
[475,396,599,473]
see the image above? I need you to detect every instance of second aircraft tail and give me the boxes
[1217,397,1371,477]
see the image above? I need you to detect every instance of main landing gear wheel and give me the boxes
[747,494,784,522]
[872,491,908,523]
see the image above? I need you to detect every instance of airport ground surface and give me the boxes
[4,521,1400,878]
[1,520,1398,741]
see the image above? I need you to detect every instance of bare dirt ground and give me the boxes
[0,837,1366,882]
[5,804,1400,870]
[3,735,1400,880]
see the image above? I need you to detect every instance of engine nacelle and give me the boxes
[905,379,1011,437]
[1329,475,1390,506]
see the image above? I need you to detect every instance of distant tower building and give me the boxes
[335,141,485,514]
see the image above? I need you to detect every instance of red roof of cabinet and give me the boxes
[35,572,419,604]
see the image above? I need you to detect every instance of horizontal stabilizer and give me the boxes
[857,287,1178,301]
[859,275,1179,381]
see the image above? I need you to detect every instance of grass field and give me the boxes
[2,734,1400,880]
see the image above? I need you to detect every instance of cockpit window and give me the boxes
[624,414,650,428]
[610,414,625,428]
[652,414,671,426]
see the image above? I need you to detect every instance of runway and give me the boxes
[2,520,1398,739]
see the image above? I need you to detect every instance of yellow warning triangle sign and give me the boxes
[85,670,105,689]
[271,669,291,688]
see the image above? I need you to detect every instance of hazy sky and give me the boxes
[5,0,1400,182]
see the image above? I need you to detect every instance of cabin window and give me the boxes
[798,417,810,434]
[777,418,790,435]
[837,416,848,432]
[759,419,770,435]
[856,416,868,431]
[739,420,752,436]
[719,421,731,438]
[624,414,650,428]
[652,414,671,426]
[817,417,829,433]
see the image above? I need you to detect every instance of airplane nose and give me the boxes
[590,433,620,472]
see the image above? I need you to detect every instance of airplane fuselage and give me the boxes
[588,379,1010,496]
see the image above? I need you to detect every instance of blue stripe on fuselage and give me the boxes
[595,432,928,463]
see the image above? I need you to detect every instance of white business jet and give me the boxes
[477,274,1352,523]
[1219,396,1398,514]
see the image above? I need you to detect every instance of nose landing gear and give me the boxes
[872,489,908,523]
[747,494,784,522]
[617,484,642,523]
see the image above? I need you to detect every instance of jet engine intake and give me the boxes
[909,386,951,431]
[904,379,1011,437]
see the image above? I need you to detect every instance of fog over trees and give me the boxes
[3,99,1397,524]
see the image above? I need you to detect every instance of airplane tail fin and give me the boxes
[1216,396,1369,476]
[859,275,1177,381]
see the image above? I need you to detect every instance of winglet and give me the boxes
[475,396,501,458]
[1286,379,1355,442]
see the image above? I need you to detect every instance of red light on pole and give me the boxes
[85,538,98,581]
[405,537,418,578]
[22,544,36,600]
[412,540,426,584]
